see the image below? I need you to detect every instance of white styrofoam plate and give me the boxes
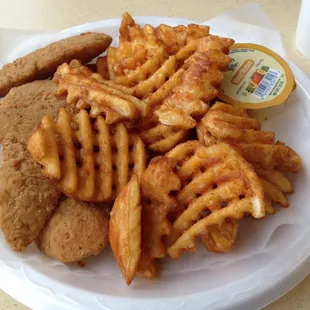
[1,17,310,310]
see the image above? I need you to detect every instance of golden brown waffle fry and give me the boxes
[139,114,187,153]
[109,175,142,285]
[168,197,263,259]
[165,141,265,259]
[133,55,178,100]
[255,166,293,214]
[155,23,210,55]
[138,251,157,279]
[27,108,147,202]
[199,219,239,253]
[144,67,184,108]
[155,36,234,129]
[107,13,210,90]
[197,102,302,172]
[108,13,162,82]
[119,13,209,56]
[96,56,109,80]
[54,60,150,123]
[197,102,300,214]
[115,46,166,87]
[139,157,181,276]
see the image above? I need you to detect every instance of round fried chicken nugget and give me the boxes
[36,197,109,262]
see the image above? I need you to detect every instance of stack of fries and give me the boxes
[27,13,302,285]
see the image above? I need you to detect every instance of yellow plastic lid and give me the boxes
[218,43,296,109]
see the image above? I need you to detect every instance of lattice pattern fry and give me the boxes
[54,60,150,123]
[27,108,147,202]
[165,141,265,259]
[197,101,300,213]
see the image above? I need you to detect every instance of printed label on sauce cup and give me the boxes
[218,43,296,109]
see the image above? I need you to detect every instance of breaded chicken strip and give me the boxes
[0,32,112,97]
[0,142,60,251]
[0,80,77,251]
[36,198,109,263]
[0,80,77,144]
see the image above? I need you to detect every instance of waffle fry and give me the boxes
[155,36,234,129]
[120,12,209,55]
[139,157,181,276]
[115,46,166,87]
[54,60,150,122]
[197,102,300,214]
[133,55,177,100]
[155,23,210,55]
[27,108,147,202]
[135,38,234,145]
[165,141,265,259]
[197,102,302,172]
[199,219,239,253]
[144,67,184,107]
[139,114,187,153]
[107,12,211,90]
[108,13,163,82]
[138,251,157,279]
[96,56,109,80]
[109,175,142,285]
[255,166,293,214]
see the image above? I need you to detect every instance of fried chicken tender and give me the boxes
[0,32,112,97]
[0,80,77,144]
[0,142,60,251]
[36,197,109,263]
[0,81,72,251]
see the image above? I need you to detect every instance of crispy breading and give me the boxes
[0,32,112,97]
[0,80,77,144]
[0,142,60,251]
[36,197,109,263]
[0,80,74,251]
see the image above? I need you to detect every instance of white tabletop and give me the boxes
[0,0,309,309]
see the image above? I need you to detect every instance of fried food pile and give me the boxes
[0,12,302,285]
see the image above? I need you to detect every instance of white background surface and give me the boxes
[0,1,309,309]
